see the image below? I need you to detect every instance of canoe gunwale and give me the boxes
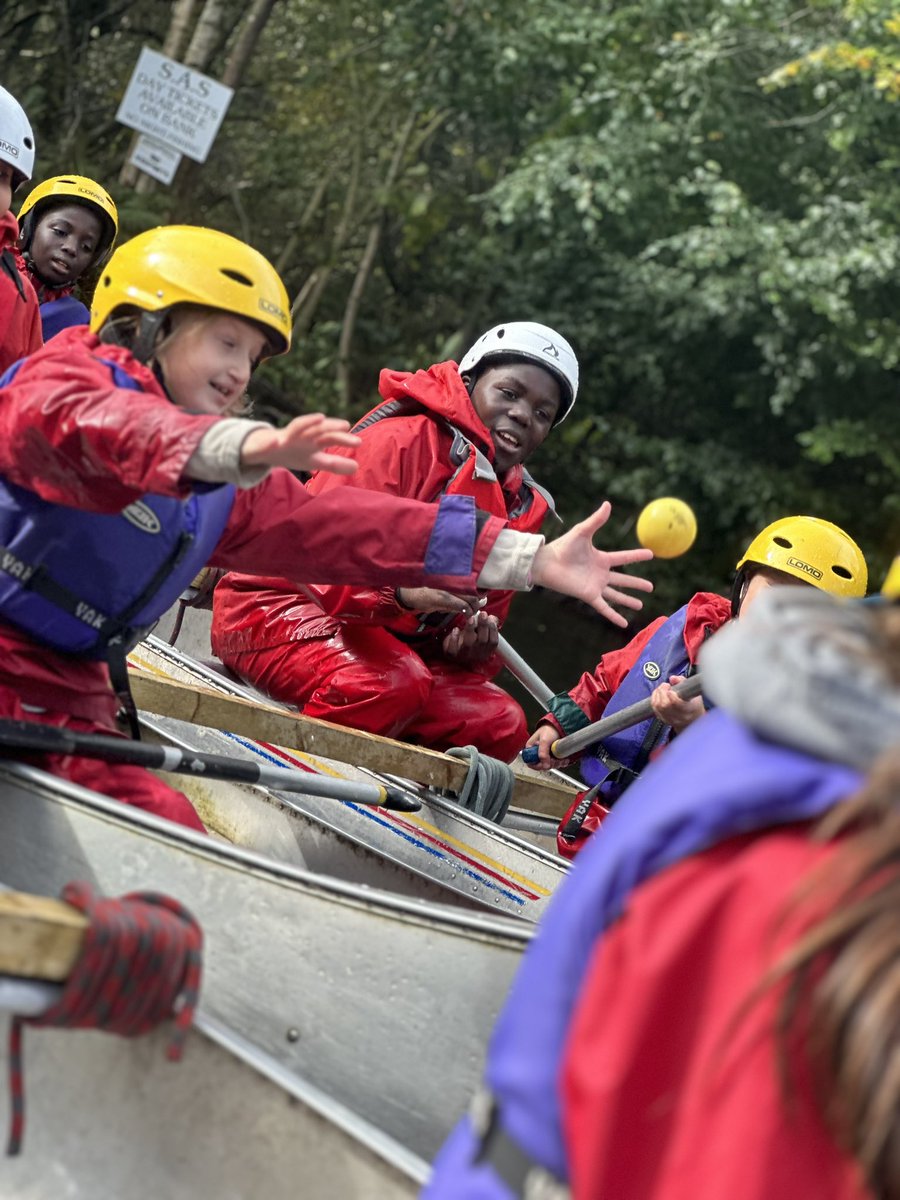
[0,760,532,948]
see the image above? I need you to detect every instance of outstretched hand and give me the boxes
[530,501,654,628]
[240,413,361,476]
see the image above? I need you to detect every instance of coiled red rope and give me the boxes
[6,881,203,1155]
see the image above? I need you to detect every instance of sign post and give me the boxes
[116,47,234,185]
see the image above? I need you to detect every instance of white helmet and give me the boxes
[458,321,579,423]
[0,85,35,191]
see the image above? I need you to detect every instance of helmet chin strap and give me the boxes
[730,568,749,619]
[132,311,170,365]
[22,249,77,294]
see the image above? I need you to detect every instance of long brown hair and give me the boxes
[773,606,900,1198]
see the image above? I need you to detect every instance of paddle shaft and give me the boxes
[496,635,555,709]
[522,674,704,763]
[0,719,416,810]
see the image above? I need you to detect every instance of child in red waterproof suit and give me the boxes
[17,174,118,340]
[212,322,603,762]
[525,516,868,857]
[0,85,42,373]
[0,230,654,831]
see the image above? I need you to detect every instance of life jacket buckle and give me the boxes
[468,1087,571,1200]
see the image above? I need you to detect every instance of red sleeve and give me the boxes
[0,334,219,511]
[566,616,668,723]
[561,831,868,1200]
[296,414,460,625]
[210,468,506,591]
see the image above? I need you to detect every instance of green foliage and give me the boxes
[1,0,897,635]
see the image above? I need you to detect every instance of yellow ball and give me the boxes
[636,497,697,559]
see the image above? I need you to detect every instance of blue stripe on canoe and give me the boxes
[220,731,527,908]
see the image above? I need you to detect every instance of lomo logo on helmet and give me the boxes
[787,556,823,581]
[542,340,560,359]
[0,140,19,159]
[122,501,161,535]
[259,297,287,321]
[77,185,107,203]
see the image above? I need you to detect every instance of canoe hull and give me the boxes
[0,762,528,1159]
[0,1012,425,1198]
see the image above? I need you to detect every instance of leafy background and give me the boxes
[4,0,898,703]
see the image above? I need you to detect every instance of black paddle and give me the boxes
[0,719,421,812]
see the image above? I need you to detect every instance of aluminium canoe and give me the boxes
[130,632,568,920]
[0,1001,425,1198]
[0,760,530,1159]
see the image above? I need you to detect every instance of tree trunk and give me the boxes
[275,164,337,275]
[119,0,200,187]
[171,0,282,211]
[292,137,362,332]
[336,109,417,407]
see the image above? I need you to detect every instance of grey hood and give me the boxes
[699,589,900,772]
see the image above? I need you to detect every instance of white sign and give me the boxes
[116,47,233,163]
[129,135,182,185]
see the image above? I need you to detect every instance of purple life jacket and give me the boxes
[39,295,90,341]
[423,709,861,1198]
[0,356,235,658]
[580,602,693,800]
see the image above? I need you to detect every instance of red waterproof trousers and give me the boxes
[223,623,528,763]
[0,687,206,833]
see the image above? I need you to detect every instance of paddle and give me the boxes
[496,634,554,709]
[0,719,421,812]
[521,675,704,764]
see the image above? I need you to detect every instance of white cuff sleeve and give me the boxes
[185,419,272,488]
[477,530,544,590]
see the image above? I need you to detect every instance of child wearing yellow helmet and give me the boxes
[524,514,867,858]
[17,174,118,340]
[0,223,652,831]
[0,84,41,373]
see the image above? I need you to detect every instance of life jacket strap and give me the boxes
[469,1087,570,1200]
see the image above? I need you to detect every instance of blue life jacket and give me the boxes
[424,709,862,1198]
[579,602,693,800]
[39,295,90,341]
[0,356,235,658]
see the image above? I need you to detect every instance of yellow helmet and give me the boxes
[18,175,119,267]
[90,225,291,357]
[881,556,900,600]
[736,516,867,599]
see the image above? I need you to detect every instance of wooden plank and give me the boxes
[129,669,576,819]
[0,891,87,981]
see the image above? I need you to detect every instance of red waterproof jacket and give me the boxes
[562,828,867,1200]
[544,591,731,737]
[0,211,41,373]
[0,330,507,726]
[213,361,552,675]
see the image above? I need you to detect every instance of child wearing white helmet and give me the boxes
[210,320,646,765]
[0,85,41,372]
[17,174,118,340]
[0,255,653,831]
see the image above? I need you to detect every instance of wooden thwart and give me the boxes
[129,668,577,819]
[0,891,87,981]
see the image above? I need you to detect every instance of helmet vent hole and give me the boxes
[23,136,33,149]
[221,268,252,287]
[773,536,792,549]
[832,565,852,580]
[102,275,111,287]
[496,328,505,339]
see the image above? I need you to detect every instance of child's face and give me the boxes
[30,203,103,285]
[0,163,13,219]
[155,311,268,415]
[469,362,562,473]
